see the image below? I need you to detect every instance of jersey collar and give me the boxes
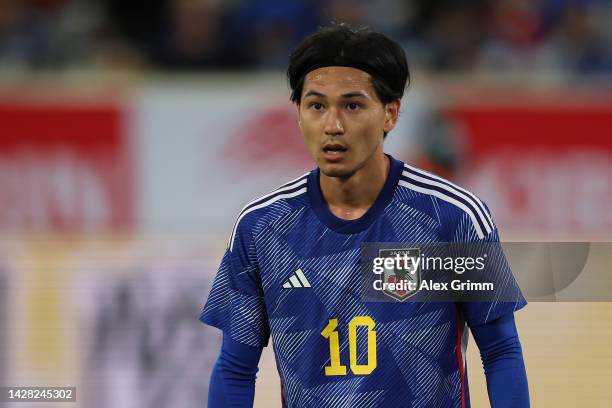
[307,154,404,234]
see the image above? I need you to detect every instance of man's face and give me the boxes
[298,66,399,178]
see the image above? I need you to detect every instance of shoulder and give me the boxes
[396,162,494,239]
[227,172,310,251]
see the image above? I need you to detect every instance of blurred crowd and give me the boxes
[0,0,611,76]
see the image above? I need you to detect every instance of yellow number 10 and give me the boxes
[321,316,377,376]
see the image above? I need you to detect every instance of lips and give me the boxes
[322,142,347,153]
[322,142,348,162]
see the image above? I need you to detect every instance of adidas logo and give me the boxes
[282,269,311,289]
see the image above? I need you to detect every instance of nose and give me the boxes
[323,107,344,136]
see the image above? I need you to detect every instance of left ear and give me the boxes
[383,99,400,134]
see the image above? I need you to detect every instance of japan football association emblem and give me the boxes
[379,248,421,301]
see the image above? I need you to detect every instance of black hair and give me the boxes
[287,24,410,106]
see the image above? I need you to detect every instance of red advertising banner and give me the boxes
[449,95,612,234]
[0,102,133,231]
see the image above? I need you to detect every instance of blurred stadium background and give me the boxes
[1,0,611,406]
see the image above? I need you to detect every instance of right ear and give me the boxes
[296,103,302,129]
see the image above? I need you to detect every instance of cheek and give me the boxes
[352,113,385,145]
[298,119,320,151]
[299,120,314,139]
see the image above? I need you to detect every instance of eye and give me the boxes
[309,102,324,111]
[347,102,360,111]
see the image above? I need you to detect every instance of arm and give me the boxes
[208,334,264,408]
[470,313,530,408]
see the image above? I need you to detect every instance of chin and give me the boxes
[319,163,356,179]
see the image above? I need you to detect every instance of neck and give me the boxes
[320,152,390,220]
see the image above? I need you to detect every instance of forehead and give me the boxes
[302,66,373,94]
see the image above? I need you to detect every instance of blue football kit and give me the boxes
[201,155,526,408]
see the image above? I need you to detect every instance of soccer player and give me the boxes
[201,25,529,407]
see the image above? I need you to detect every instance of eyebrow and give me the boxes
[303,90,369,99]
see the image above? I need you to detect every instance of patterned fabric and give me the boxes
[201,155,526,408]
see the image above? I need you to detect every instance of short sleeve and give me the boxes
[199,218,270,347]
[453,209,527,327]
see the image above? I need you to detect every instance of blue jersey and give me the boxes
[201,155,526,408]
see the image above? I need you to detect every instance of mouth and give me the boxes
[322,142,348,161]
[323,142,348,154]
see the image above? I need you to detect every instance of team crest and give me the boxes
[379,248,421,301]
